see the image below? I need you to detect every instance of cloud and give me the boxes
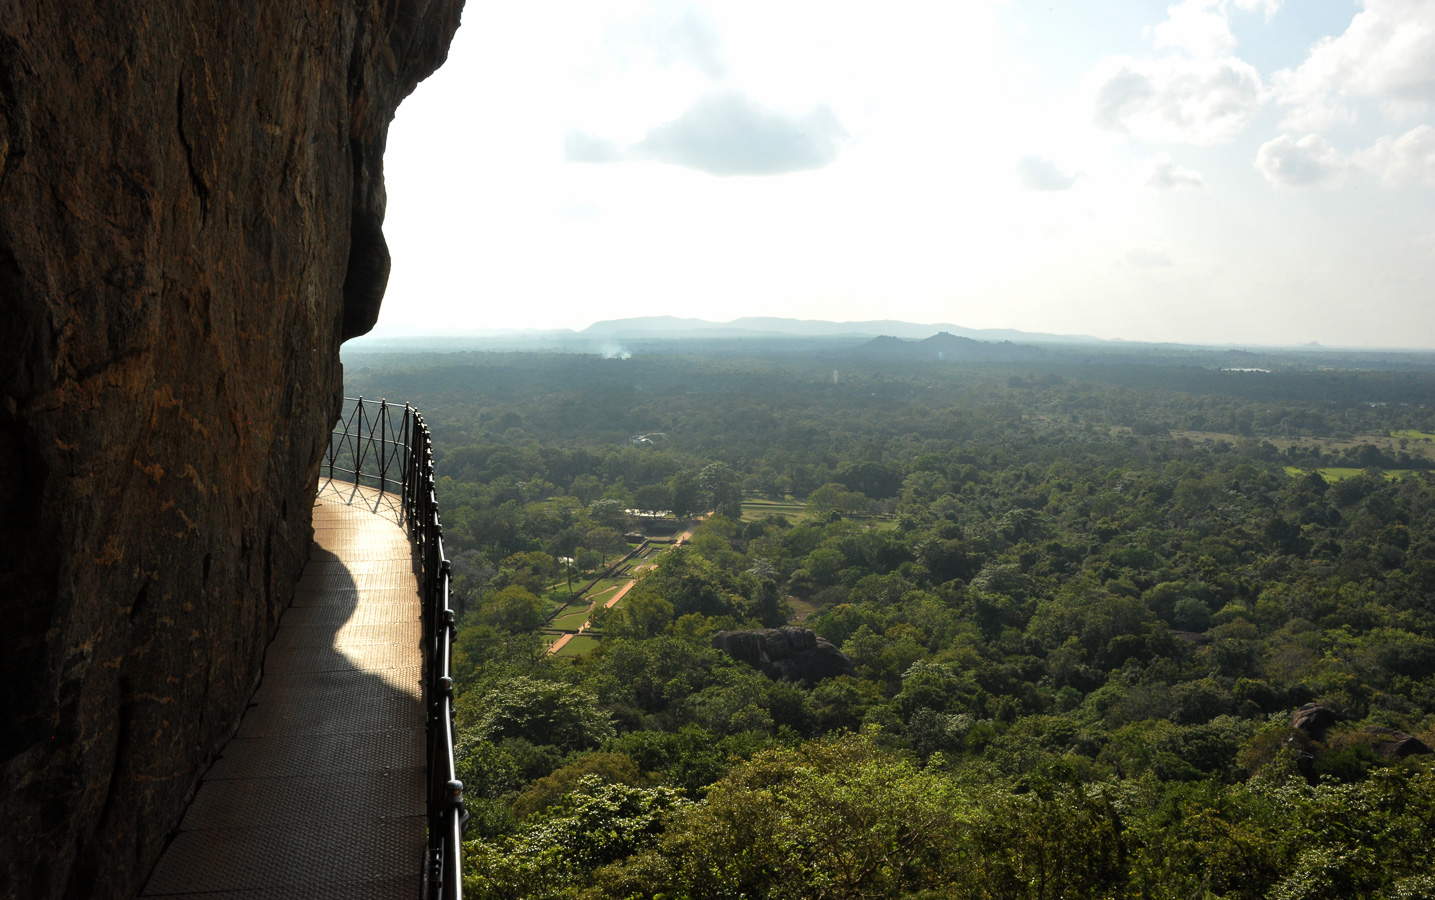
[566,92,849,177]
[1274,0,1435,128]
[1017,156,1080,191]
[635,92,848,176]
[1152,0,1283,58]
[1154,0,1236,58]
[635,2,727,80]
[1145,153,1207,191]
[1353,125,1435,187]
[1126,248,1175,267]
[1092,56,1263,144]
[1253,126,1435,189]
[563,130,626,164]
[1230,0,1282,17]
[1254,134,1348,188]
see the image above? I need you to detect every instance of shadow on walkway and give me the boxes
[141,485,425,898]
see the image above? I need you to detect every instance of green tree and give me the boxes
[459,676,615,752]
[480,585,545,633]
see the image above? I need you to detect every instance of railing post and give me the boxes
[354,396,364,486]
[378,398,389,494]
[402,403,413,509]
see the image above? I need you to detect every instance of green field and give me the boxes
[581,577,629,599]
[741,498,810,523]
[1392,430,1435,441]
[1283,466,1418,481]
[787,597,817,622]
[540,594,571,616]
[549,608,592,630]
[552,634,601,657]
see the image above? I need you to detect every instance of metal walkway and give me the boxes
[141,481,426,899]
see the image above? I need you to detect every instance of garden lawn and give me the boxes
[1283,466,1416,481]
[549,608,592,631]
[552,634,601,657]
[741,498,810,523]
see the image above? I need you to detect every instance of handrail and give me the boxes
[327,397,467,900]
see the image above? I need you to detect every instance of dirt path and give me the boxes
[603,577,639,610]
[545,528,697,654]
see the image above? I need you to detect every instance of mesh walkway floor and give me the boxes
[142,481,426,899]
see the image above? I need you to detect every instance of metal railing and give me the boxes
[326,397,467,900]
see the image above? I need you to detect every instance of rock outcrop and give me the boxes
[1358,726,1432,760]
[1290,703,1340,740]
[0,3,461,898]
[712,627,856,683]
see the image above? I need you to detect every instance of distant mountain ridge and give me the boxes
[580,315,1102,344]
[856,331,1049,362]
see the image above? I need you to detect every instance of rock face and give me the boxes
[1290,703,1340,740]
[1358,726,1432,759]
[712,627,856,683]
[0,3,461,898]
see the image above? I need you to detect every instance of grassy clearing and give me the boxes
[582,582,622,602]
[787,597,818,622]
[742,498,810,523]
[1170,430,1435,461]
[553,635,601,657]
[582,576,630,597]
[550,608,592,630]
[542,587,580,607]
[1283,466,1418,482]
[540,595,573,617]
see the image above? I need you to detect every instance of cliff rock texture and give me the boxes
[712,627,857,683]
[0,2,462,897]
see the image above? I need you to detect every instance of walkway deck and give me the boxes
[141,481,426,899]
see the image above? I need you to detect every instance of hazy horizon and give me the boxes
[374,1,1435,349]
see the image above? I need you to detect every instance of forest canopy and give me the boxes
[345,342,1435,898]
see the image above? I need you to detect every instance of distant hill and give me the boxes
[855,332,1048,362]
[580,315,1102,344]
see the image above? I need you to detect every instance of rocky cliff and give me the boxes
[0,2,461,897]
[712,627,856,683]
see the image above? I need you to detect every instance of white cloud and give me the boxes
[1353,125,1435,187]
[1231,0,1282,17]
[1017,156,1080,191]
[1126,248,1176,267]
[1154,0,1236,58]
[1254,134,1348,188]
[1152,0,1283,58]
[602,1,728,80]
[1274,0,1435,128]
[1092,56,1263,144]
[564,130,625,163]
[645,3,727,80]
[637,92,847,175]
[1146,153,1207,191]
[567,91,850,176]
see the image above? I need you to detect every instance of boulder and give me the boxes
[712,627,855,683]
[1291,703,1340,740]
[0,2,461,897]
[1359,726,1433,759]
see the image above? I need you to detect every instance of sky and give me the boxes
[373,0,1435,348]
